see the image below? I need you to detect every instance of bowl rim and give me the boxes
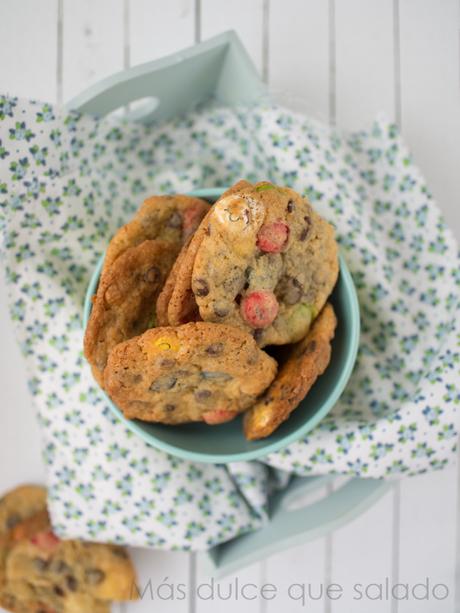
[83,187,360,463]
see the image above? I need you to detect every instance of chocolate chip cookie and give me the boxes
[84,239,178,385]
[104,322,278,425]
[101,194,210,281]
[1,507,137,612]
[191,181,339,347]
[0,485,47,594]
[155,233,197,326]
[157,181,252,326]
[244,303,337,440]
[0,486,47,536]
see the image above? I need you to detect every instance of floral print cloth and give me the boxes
[0,96,459,551]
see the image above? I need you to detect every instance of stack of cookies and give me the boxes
[0,485,138,612]
[84,180,339,439]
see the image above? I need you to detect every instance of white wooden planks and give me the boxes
[201,0,265,73]
[0,0,58,102]
[335,0,395,128]
[0,3,460,613]
[268,0,330,121]
[194,559,264,613]
[395,4,459,613]
[129,0,195,66]
[263,484,329,613]
[125,549,190,613]
[62,0,124,102]
[399,0,460,238]
[397,469,457,613]
[329,488,395,612]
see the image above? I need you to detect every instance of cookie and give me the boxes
[104,322,277,425]
[190,181,339,346]
[0,486,47,593]
[2,510,137,612]
[0,511,62,613]
[0,486,47,536]
[101,194,210,281]
[84,239,178,385]
[162,215,210,326]
[157,181,252,326]
[155,234,194,326]
[244,303,337,440]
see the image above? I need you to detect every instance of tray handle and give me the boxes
[65,31,268,124]
[201,476,393,578]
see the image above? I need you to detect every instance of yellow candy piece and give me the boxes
[145,336,180,358]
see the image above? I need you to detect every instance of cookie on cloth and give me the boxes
[104,322,277,425]
[190,181,339,347]
[101,194,210,281]
[1,509,137,612]
[157,181,252,326]
[0,485,47,593]
[0,486,47,535]
[84,239,177,385]
[244,303,337,440]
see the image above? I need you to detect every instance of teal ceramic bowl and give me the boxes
[83,187,360,463]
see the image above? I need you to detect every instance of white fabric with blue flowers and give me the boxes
[0,96,459,551]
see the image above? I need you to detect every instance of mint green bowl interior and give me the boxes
[83,187,360,463]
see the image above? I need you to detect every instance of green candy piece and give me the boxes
[287,303,316,342]
[255,183,277,192]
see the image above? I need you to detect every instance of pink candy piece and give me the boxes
[203,409,238,425]
[30,530,61,552]
[240,290,279,329]
[256,220,289,253]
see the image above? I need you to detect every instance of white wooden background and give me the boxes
[1,1,459,612]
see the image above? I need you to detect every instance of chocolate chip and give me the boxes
[299,227,309,241]
[164,404,176,413]
[53,585,65,597]
[276,276,303,305]
[252,329,264,343]
[194,389,212,402]
[85,568,105,585]
[149,375,177,392]
[143,266,160,284]
[167,211,182,228]
[111,547,128,558]
[303,340,317,355]
[213,303,229,318]
[32,557,48,572]
[53,560,70,574]
[158,358,175,369]
[6,513,20,530]
[175,369,191,377]
[66,575,78,592]
[205,343,224,356]
[299,216,311,241]
[194,278,209,297]
[287,200,295,213]
[201,371,233,381]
